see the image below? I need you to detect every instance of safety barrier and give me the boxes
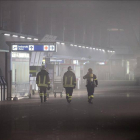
[0,76,7,101]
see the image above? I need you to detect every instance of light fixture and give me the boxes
[70,44,74,46]
[93,48,95,50]
[90,47,92,49]
[82,46,85,48]
[56,42,60,44]
[96,48,98,50]
[61,42,65,45]
[74,45,77,47]
[78,46,81,48]
[86,47,89,49]
[27,37,32,40]
[20,36,25,38]
[99,49,101,51]
[4,33,10,36]
[12,35,18,37]
[34,38,38,41]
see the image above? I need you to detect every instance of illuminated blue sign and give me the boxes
[12,44,56,52]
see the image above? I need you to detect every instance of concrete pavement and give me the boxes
[0,86,140,140]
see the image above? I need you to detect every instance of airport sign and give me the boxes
[12,43,56,52]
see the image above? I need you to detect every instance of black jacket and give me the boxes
[36,70,50,87]
[63,71,76,88]
[83,72,98,86]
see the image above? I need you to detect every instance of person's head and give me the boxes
[41,65,46,70]
[88,68,93,73]
[68,66,72,71]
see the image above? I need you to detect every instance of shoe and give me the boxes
[88,98,93,104]
[67,100,71,103]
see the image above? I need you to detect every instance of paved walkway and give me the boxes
[0,86,140,140]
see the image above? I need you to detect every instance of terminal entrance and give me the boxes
[10,42,56,99]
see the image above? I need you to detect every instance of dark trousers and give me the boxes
[86,85,95,97]
[40,87,47,96]
[65,87,73,96]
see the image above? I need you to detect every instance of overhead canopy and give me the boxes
[0,34,9,52]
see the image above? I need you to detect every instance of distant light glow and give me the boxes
[86,47,89,49]
[90,47,92,49]
[93,48,95,50]
[56,42,60,44]
[96,48,98,50]
[61,42,65,45]
[97,62,105,65]
[74,45,77,47]
[70,44,74,46]
[78,46,81,47]
[82,46,85,48]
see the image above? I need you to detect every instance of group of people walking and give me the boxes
[36,65,98,103]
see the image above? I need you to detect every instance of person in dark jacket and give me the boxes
[83,68,98,103]
[36,65,50,103]
[63,66,76,103]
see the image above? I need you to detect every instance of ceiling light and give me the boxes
[12,35,18,37]
[74,45,77,47]
[34,38,38,41]
[70,44,74,46]
[56,42,60,44]
[27,37,32,40]
[20,36,25,38]
[61,42,65,45]
[79,46,81,47]
[4,33,10,36]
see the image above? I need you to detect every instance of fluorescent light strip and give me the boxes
[61,42,65,45]
[56,42,60,44]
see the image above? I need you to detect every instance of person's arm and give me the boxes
[73,73,76,87]
[83,73,88,79]
[36,73,39,84]
[94,75,98,86]
[46,73,50,86]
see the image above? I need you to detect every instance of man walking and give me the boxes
[63,66,76,103]
[83,68,98,103]
[36,65,50,103]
